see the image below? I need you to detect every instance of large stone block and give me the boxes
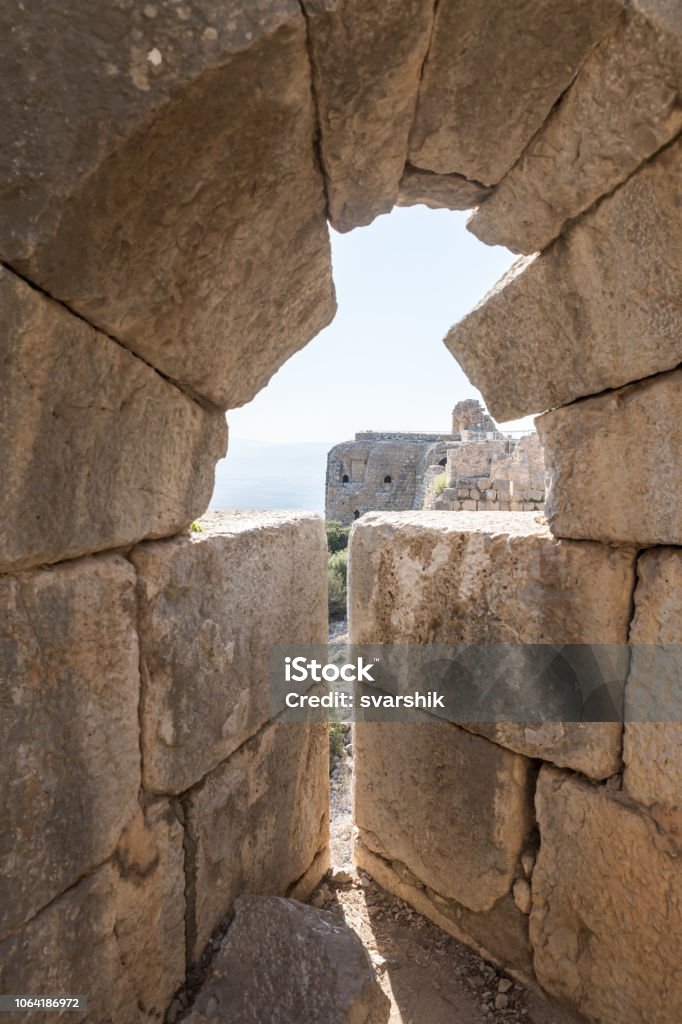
[0,800,185,1024]
[470,3,682,253]
[531,766,682,1023]
[624,547,682,825]
[186,895,390,1024]
[354,838,533,980]
[0,2,334,409]
[0,267,226,572]
[447,140,682,422]
[354,722,536,913]
[131,511,328,795]
[408,0,621,184]
[538,368,682,546]
[397,166,491,212]
[350,512,635,778]
[0,556,140,936]
[301,0,435,232]
[183,721,329,962]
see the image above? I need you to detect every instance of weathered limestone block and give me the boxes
[446,439,507,486]
[0,556,140,936]
[408,0,621,184]
[397,165,491,212]
[301,0,435,232]
[0,267,226,572]
[354,838,533,980]
[0,1,334,409]
[447,140,682,421]
[354,722,535,913]
[0,801,185,1024]
[470,3,682,253]
[131,511,327,796]
[624,547,682,824]
[186,895,390,1024]
[531,766,682,1023]
[350,512,635,778]
[183,721,329,962]
[538,368,682,546]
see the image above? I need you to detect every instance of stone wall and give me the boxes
[0,511,329,1022]
[326,434,454,523]
[349,58,682,1022]
[2,2,681,1021]
[430,433,546,513]
[326,405,545,523]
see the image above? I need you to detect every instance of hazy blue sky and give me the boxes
[227,205,531,445]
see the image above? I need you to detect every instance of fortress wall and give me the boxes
[0,512,329,1020]
[349,90,682,1023]
[1,1,681,1020]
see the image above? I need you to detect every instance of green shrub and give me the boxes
[329,720,345,759]
[432,472,447,495]
[326,520,351,554]
[328,548,348,620]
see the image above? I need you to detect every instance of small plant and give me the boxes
[326,520,351,554]
[328,548,348,620]
[190,521,204,533]
[329,720,345,760]
[432,472,447,495]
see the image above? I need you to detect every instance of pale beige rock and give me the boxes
[624,547,682,824]
[301,0,435,232]
[186,895,390,1024]
[397,165,490,212]
[354,722,536,913]
[0,800,185,1024]
[447,140,682,421]
[350,511,633,777]
[1,1,334,409]
[531,766,682,1023]
[538,369,682,546]
[184,721,329,962]
[512,878,532,916]
[354,837,534,980]
[408,0,621,184]
[0,556,140,936]
[0,266,226,572]
[131,511,328,796]
[470,3,682,252]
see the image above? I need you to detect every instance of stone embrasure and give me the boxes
[0,266,226,573]
[397,165,491,211]
[447,139,682,422]
[354,722,536,914]
[469,2,682,253]
[538,368,682,547]
[0,1,334,410]
[0,556,140,937]
[624,547,682,824]
[131,511,328,796]
[407,0,622,184]
[350,512,635,778]
[185,895,390,1024]
[301,0,435,232]
[0,801,185,1024]
[183,720,329,962]
[531,766,682,1023]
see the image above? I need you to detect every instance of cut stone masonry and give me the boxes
[2,2,682,1021]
